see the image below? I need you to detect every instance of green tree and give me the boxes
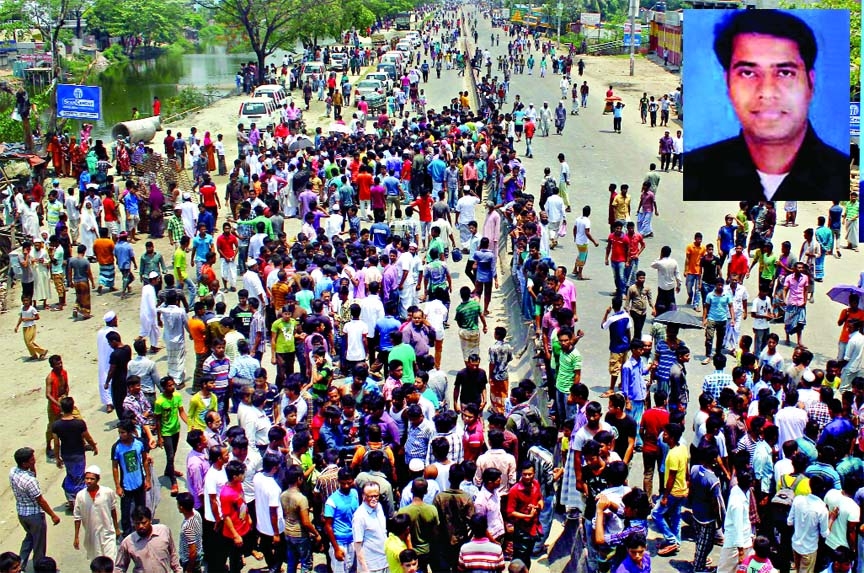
[199,0,335,83]
[85,0,186,57]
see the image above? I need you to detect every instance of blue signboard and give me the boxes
[623,23,642,47]
[56,84,102,120]
[852,101,860,137]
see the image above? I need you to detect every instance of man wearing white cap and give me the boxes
[180,194,198,239]
[139,272,161,349]
[242,258,268,309]
[97,312,119,412]
[73,465,120,561]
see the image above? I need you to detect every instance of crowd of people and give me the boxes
[2,4,864,573]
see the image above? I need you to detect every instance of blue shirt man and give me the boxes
[192,232,214,263]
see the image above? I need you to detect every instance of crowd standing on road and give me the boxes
[1,3,864,573]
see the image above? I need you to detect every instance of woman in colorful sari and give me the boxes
[85,148,98,176]
[60,135,71,176]
[204,131,216,172]
[70,137,85,180]
[116,141,131,174]
[47,133,63,176]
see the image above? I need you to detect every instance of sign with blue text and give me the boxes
[57,84,102,120]
[851,101,859,137]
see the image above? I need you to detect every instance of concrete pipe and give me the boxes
[110,116,162,143]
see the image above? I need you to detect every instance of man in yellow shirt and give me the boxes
[684,233,706,310]
[173,235,195,306]
[384,513,412,573]
[652,423,688,555]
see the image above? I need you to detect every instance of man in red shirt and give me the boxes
[640,389,670,497]
[409,190,434,249]
[727,244,749,279]
[605,220,631,296]
[220,459,256,570]
[216,223,239,291]
[506,461,543,569]
[102,190,120,240]
[198,175,220,221]
[524,116,536,158]
[625,221,645,288]
[163,130,175,158]
[355,164,374,220]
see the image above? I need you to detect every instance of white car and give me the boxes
[354,79,384,101]
[404,31,421,48]
[252,84,291,107]
[364,72,393,94]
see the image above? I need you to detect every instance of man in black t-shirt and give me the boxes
[604,393,638,463]
[105,331,132,419]
[454,354,488,411]
[229,289,254,338]
[698,244,722,305]
[51,396,98,508]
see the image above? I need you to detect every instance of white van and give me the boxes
[382,51,405,70]
[253,84,291,107]
[300,61,326,85]
[404,31,421,47]
[395,41,413,55]
[238,97,280,130]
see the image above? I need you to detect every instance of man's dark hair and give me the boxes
[714,10,817,73]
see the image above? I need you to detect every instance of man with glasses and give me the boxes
[354,482,387,573]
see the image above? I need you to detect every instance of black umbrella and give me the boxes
[653,309,703,329]
[288,137,315,151]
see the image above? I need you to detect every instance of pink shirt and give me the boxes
[784,273,809,307]
[558,279,577,310]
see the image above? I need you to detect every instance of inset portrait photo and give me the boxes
[682,9,851,202]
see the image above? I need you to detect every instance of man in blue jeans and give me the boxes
[605,221,631,297]
[651,422,688,555]
[282,465,321,573]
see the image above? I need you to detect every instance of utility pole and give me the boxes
[557,1,563,48]
[628,0,637,76]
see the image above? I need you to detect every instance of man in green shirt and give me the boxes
[397,478,440,572]
[388,330,417,384]
[454,286,487,367]
[271,305,298,387]
[426,226,447,263]
[555,326,584,425]
[747,242,778,295]
[153,375,187,495]
[167,206,185,247]
[173,236,195,306]
[236,205,275,240]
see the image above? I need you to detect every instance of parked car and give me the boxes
[238,97,281,130]
[359,91,387,113]
[329,52,349,72]
[354,79,384,104]
[376,63,398,81]
[300,61,326,85]
[365,72,394,94]
[253,84,291,107]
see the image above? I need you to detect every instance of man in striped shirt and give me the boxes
[458,514,505,573]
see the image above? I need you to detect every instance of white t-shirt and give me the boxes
[254,472,285,536]
[757,170,789,201]
[324,213,344,240]
[824,489,860,550]
[397,252,416,286]
[343,319,369,361]
[455,195,480,225]
[559,161,570,185]
[545,194,565,223]
[424,299,448,339]
[751,297,772,330]
[574,216,591,245]
[203,466,228,522]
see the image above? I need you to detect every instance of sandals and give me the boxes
[600,390,615,398]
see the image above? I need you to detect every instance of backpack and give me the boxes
[510,404,544,460]
[360,445,394,479]
[771,473,804,510]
